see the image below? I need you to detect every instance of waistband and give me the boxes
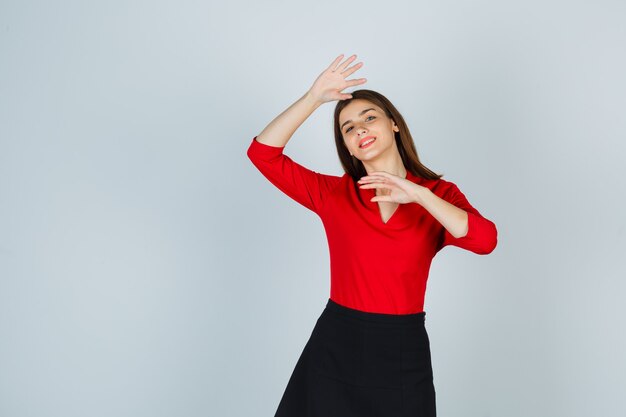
[324,298,425,325]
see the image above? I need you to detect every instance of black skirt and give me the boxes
[274,298,436,417]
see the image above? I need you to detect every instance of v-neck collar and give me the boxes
[363,170,415,226]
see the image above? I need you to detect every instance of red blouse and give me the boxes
[247,136,497,314]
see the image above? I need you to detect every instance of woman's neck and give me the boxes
[363,156,407,179]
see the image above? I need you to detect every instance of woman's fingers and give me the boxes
[359,172,400,183]
[312,54,362,103]
[359,183,388,190]
[358,181,396,190]
[337,54,357,72]
[341,61,364,77]
[346,78,367,87]
[371,195,393,203]
[358,174,390,183]
[358,180,384,186]
[328,54,345,71]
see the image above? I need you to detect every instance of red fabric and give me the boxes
[247,136,497,314]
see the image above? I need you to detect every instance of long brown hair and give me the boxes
[333,89,443,207]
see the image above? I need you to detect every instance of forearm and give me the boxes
[413,187,469,239]
[255,90,322,148]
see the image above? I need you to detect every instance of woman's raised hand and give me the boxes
[307,54,367,104]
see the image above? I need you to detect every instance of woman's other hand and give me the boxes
[358,172,427,205]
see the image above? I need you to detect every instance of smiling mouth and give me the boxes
[359,137,376,148]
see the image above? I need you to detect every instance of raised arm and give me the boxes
[247,54,367,213]
[247,136,342,213]
[253,54,365,147]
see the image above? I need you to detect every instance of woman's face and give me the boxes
[339,99,399,161]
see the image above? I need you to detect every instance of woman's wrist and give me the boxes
[412,185,431,206]
[304,89,324,108]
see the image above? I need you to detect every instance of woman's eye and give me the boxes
[345,116,376,133]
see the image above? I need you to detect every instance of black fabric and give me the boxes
[274,298,436,417]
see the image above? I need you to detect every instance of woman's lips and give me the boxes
[359,137,376,148]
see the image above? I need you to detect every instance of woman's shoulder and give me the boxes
[414,175,459,196]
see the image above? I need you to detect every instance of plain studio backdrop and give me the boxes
[1,1,625,416]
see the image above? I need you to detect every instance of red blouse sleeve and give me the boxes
[246,136,342,214]
[437,181,498,254]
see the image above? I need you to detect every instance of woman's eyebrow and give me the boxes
[341,108,376,130]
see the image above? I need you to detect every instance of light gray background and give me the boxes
[1,1,625,416]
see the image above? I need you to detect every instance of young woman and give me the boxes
[247,54,498,417]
